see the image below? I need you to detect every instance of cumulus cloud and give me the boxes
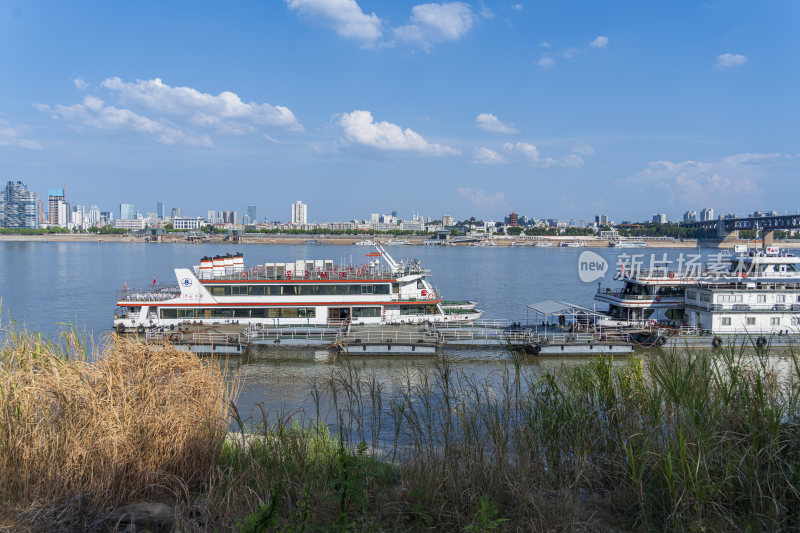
[590,35,608,48]
[511,4,524,11]
[715,53,747,69]
[472,147,507,164]
[101,77,303,133]
[476,113,519,134]
[618,153,797,207]
[394,2,477,51]
[339,110,460,155]
[35,96,212,147]
[285,0,382,45]
[72,78,89,90]
[572,143,595,156]
[503,141,585,167]
[537,56,555,67]
[0,119,42,150]
[458,186,506,208]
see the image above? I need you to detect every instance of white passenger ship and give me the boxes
[114,244,483,332]
[595,247,800,335]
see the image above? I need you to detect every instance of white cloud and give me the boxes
[394,2,477,51]
[537,56,555,67]
[35,96,212,147]
[618,153,796,207]
[561,47,579,59]
[285,0,382,45]
[503,141,585,167]
[339,110,459,155]
[590,35,608,48]
[0,119,42,150]
[72,78,89,90]
[473,147,507,164]
[101,77,303,133]
[476,113,519,134]
[511,4,524,11]
[458,186,506,208]
[572,143,595,156]
[715,53,747,69]
[539,41,550,48]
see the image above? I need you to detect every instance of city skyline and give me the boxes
[1,1,798,220]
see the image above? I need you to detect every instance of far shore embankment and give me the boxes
[1,233,799,249]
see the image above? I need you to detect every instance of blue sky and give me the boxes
[1,1,798,222]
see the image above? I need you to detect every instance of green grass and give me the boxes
[1,317,799,531]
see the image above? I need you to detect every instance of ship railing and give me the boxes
[338,331,439,345]
[434,318,511,329]
[247,329,339,342]
[117,286,181,302]
[687,302,800,312]
[596,290,683,301]
[197,264,427,282]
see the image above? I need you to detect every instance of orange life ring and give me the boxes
[241,271,248,278]
[304,270,310,279]
[654,295,662,302]
[428,294,435,300]
[741,272,748,279]
[357,268,364,276]
[668,272,675,279]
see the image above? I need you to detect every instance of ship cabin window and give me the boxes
[770,317,780,326]
[126,306,142,315]
[399,305,438,315]
[793,317,800,326]
[361,285,373,295]
[392,283,399,294]
[700,293,711,303]
[686,291,696,300]
[352,307,381,318]
[721,317,731,326]
[417,280,425,289]
[776,295,786,303]
[757,295,766,303]
[718,294,743,303]
[162,307,315,319]
[746,317,756,326]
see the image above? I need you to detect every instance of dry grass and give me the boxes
[2,321,799,531]
[0,329,232,529]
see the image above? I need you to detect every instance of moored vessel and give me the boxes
[114,244,483,332]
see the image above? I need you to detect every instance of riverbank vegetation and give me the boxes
[1,327,798,531]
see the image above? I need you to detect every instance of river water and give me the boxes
[0,241,718,428]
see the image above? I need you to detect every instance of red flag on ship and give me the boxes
[153,277,156,286]
[123,282,127,292]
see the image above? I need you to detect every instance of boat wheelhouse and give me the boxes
[114,244,483,332]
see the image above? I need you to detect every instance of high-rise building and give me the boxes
[652,213,667,224]
[120,203,135,220]
[595,214,609,225]
[222,210,237,224]
[442,215,454,227]
[247,205,257,224]
[1,181,39,229]
[207,210,217,224]
[156,201,165,220]
[38,199,45,225]
[683,210,697,223]
[700,208,714,222]
[170,207,183,219]
[47,188,66,226]
[291,201,307,225]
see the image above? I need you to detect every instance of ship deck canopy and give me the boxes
[526,300,607,330]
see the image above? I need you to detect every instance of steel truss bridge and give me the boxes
[684,214,800,234]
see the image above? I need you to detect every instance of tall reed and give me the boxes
[0,329,232,526]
